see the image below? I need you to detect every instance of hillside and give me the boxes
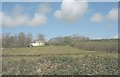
[2,46,118,75]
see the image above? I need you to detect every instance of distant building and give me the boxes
[30,40,44,47]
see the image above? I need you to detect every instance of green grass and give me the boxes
[2,46,118,75]
[2,46,117,56]
[3,46,83,55]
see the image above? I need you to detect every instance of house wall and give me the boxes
[31,42,44,46]
[39,42,44,46]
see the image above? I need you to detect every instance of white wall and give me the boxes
[31,42,44,46]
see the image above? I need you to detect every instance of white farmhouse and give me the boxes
[30,40,44,47]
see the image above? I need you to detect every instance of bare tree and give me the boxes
[2,33,11,48]
[18,32,26,47]
[9,35,17,47]
[25,33,33,46]
[37,33,46,42]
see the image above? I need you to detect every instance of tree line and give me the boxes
[46,34,118,52]
[2,33,90,48]
[47,34,90,46]
[1,32,118,52]
[2,32,46,48]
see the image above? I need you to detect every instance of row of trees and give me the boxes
[1,32,118,52]
[2,33,90,48]
[47,35,118,52]
[47,34,90,46]
[2,32,46,48]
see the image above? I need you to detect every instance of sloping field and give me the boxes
[2,46,83,55]
[2,46,117,57]
[2,46,118,75]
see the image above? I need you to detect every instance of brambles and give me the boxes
[72,41,118,52]
[2,46,118,75]
[2,54,118,75]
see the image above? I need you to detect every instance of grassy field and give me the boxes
[2,46,118,75]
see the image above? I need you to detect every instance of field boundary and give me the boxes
[1,53,83,57]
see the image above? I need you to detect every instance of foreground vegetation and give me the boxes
[2,46,118,75]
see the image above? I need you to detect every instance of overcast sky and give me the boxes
[1,0,118,39]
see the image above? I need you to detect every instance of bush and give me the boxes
[2,55,118,75]
[72,41,118,52]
